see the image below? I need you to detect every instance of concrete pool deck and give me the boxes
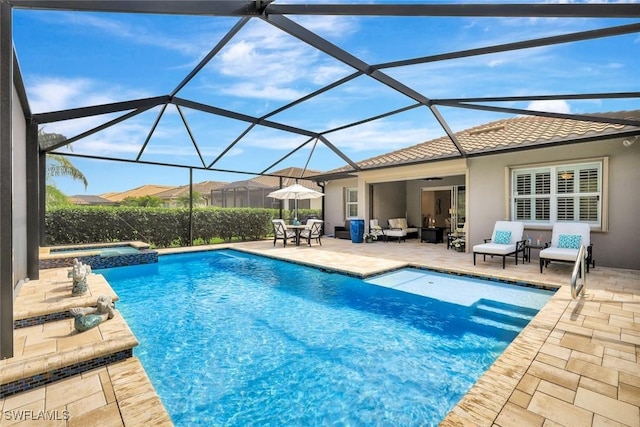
[2,238,638,426]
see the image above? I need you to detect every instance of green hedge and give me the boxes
[45,206,321,248]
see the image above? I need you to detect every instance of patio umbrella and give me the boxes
[267,183,324,222]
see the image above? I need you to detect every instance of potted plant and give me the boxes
[363,233,377,243]
[451,238,465,252]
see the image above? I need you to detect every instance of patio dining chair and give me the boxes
[473,221,526,269]
[300,220,323,246]
[272,219,296,247]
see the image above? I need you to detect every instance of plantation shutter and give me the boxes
[516,173,531,195]
[511,161,602,226]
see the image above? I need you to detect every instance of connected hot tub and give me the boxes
[39,241,158,270]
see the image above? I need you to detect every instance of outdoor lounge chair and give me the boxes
[382,219,407,243]
[473,221,526,269]
[299,219,323,246]
[539,222,594,273]
[272,219,296,247]
[388,218,418,239]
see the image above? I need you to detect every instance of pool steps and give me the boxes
[471,300,538,333]
[0,314,137,398]
[4,266,173,424]
[13,268,120,328]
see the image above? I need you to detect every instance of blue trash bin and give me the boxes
[350,219,365,243]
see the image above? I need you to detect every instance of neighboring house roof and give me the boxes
[219,179,274,190]
[68,195,116,206]
[101,184,176,202]
[218,167,322,191]
[153,181,227,199]
[330,110,640,173]
[251,167,323,190]
[97,168,322,204]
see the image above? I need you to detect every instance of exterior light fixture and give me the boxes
[622,136,638,147]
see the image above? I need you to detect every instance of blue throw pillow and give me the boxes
[494,230,511,244]
[558,234,581,249]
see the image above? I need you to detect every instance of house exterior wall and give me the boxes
[324,177,358,236]
[324,139,638,269]
[324,160,467,235]
[12,82,27,286]
[468,137,639,270]
[359,159,468,229]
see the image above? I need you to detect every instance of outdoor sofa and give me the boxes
[334,220,352,239]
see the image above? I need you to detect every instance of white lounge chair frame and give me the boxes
[539,222,594,273]
[473,221,526,269]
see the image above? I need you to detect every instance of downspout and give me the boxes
[278,176,283,219]
[319,181,326,235]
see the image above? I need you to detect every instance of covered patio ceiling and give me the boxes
[9,1,640,182]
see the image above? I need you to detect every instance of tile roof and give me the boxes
[98,168,322,201]
[250,167,322,190]
[101,184,176,202]
[333,110,640,172]
[67,195,116,205]
[153,181,227,198]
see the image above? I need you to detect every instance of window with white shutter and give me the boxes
[511,161,602,226]
[345,188,358,219]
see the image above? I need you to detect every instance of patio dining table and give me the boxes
[287,224,308,246]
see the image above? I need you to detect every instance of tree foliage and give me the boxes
[44,206,318,248]
[121,195,162,207]
[176,191,205,208]
[39,130,89,209]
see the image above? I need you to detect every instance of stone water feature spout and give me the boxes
[68,258,91,296]
[70,295,116,332]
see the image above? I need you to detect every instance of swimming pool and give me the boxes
[100,250,554,426]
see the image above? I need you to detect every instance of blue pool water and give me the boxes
[100,250,553,426]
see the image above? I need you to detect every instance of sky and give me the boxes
[11,1,640,196]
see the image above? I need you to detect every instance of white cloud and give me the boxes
[294,15,359,38]
[526,100,572,114]
[54,12,218,58]
[218,82,304,101]
[209,19,353,101]
[28,76,150,114]
[29,77,94,113]
[324,120,438,152]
